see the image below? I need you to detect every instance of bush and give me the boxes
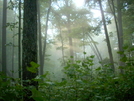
[1,55,134,101]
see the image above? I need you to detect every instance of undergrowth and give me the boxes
[1,53,134,101]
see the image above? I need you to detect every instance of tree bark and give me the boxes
[88,34,103,62]
[37,0,43,75]
[117,0,124,73]
[98,0,115,71]
[22,0,38,100]
[18,0,22,78]
[2,0,7,75]
[108,0,124,73]
[66,0,74,58]
[59,27,66,65]
[42,0,52,73]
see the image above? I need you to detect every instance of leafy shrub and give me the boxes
[0,72,23,101]
[1,54,134,101]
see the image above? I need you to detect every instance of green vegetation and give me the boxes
[1,0,134,100]
[1,51,134,101]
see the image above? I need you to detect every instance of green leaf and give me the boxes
[76,60,81,63]
[90,55,95,58]
[30,61,40,68]
[64,66,70,70]
[31,88,44,101]
[70,56,74,58]
[118,66,124,69]
[27,62,40,73]
[129,47,134,51]
[120,56,127,62]
[123,46,128,50]
[83,52,86,54]
[41,71,49,78]
[57,80,67,86]
[117,51,124,55]
[96,67,101,71]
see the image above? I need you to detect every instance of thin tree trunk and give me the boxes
[18,0,22,78]
[42,0,52,70]
[37,0,43,75]
[66,0,74,58]
[98,0,115,71]
[68,22,74,58]
[88,34,103,62]
[89,41,100,60]
[59,27,65,65]
[69,36,73,57]
[82,32,86,59]
[12,41,14,77]
[2,0,7,75]
[117,0,124,73]
[12,24,15,78]
[108,0,124,73]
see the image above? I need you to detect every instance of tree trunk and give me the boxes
[98,0,115,71]
[42,0,52,73]
[66,0,74,58]
[2,0,7,75]
[88,34,103,62]
[59,27,65,65]
[22,0,38,100]
[117,0,124,73]
[108,0,124,73]
[18,0,22,78]
[69,36,73,57]
[37,0,43,75]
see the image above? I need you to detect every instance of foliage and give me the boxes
[0,72,23,101]
[32,53,134,101]
[0,47,134,101]
[27,61,40,73]
[35,55,134,101]
[1,54,134,101]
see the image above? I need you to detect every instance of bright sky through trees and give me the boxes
[91,9,101,18]
[73,0,101,18]
[73,0,85,8]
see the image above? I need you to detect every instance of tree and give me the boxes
[37,0,43,75]
[108,0,124,73]
[2,0,7,75]
[98,0,115,71]
[18,0,22,78]
[42,0,52,75]
[52,0,94,61]
[22,0,38,100]
[37,0,52,75]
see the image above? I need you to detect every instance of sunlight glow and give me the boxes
[73,0,101,18]
[73,0,85,8]
[91,9,101,18]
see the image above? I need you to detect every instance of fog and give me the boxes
[0,0,128,78]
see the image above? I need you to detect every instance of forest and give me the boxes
[0,0,134,101]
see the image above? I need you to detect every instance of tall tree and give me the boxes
[85,0,115,70]
[22,0,37,100]
[122,1,134,56]
[65,0,74,58]
[2,0,7,75]
[42,0,52,75]
[108,0,124,73]
[98,0,115,71]
[52,0,91,60]
[37,0,43,75]
[117,0,124,73]
[18,0,22,78]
